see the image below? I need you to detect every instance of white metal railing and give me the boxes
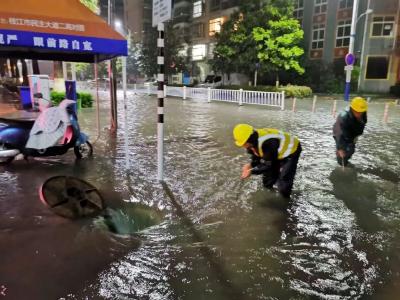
[134,84,285,110]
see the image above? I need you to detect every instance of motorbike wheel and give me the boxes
[74,141,93,159]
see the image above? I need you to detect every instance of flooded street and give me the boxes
[1,94,399,299]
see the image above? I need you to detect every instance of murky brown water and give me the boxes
[1,92,399,299]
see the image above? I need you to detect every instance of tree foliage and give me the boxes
[139,23,189,78]
[79,0,99,13]
[211,0,304,82]
[253,0,304,77]
[211,1,265,78]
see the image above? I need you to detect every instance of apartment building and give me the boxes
[297,0,400,93]
[172,0,240,80]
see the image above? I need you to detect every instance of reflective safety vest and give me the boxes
[256,128,299,160]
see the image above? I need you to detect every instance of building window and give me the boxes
[339,0,353,9]
[193,1,203,18]
[336,20,351,47]
[366,56,390,79]
[371,16,395,37]
[209,18,224,36]
[311,23,325,49]
[294,0,304,19]
[192,44,206,61]
[208,43,216,58]
[210,0,220,11]
[314,0,327,14]
[192,23,204,38]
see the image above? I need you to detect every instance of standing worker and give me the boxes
[233,124,302,198]
[333,97,368,166]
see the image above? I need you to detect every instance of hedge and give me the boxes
[217,85,313,98]
[50,91,94,108]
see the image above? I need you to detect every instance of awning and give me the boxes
[0,0,127,62]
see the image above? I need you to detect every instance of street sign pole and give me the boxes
[153,0,171,182]
[157,22,165,182]
[344,0,359,101]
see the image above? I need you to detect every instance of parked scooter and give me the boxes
[0,93,92,164]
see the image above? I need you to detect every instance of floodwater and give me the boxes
[0,93,399,299]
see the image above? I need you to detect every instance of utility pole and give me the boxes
[108,0,118,132]
[344,0,359,101]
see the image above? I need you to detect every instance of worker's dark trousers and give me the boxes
[262,144,302,198]
[333,137,355,166]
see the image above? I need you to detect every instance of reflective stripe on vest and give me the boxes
[257,128,299,159]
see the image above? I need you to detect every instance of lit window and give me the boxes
[371,16,395,37]
[314,0,327,14]
[336,20,351,47]
[366,56,390,79]
[209,18,224,36]
[193,1,203,18]
[311,23,325,49]
[339,0,353,9]
[294,0,304,19]
[192,44,206,61]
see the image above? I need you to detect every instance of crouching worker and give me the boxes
[333,97,367,166]
[233,124,302,198]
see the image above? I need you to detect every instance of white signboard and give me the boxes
[152,0,172,27]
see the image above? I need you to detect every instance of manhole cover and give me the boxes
[39,176,105,219]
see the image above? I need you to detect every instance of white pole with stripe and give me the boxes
[157,23,165,181]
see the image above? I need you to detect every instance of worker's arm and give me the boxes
[251,139,279,175]
[248,148,261,168]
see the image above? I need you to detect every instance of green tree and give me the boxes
[79,0,98,13]
[253,0,304,85]
[211,1,265,80]
[139,23,188,78]
[211,0,304,85]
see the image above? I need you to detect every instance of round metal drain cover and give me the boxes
[39,176,105,219]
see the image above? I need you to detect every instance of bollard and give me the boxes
[332,100,337,118]
[183,86,187,100]
[396,99,399,105]
[292,97,297,112]
[164,84,167,98]
[239,89,243,106]
[134,83,137,94]
[147,83,151,95]
[281,91,285,110]
[312,95,317,113]
[207,87,211,103]
[367,97,371,103]
[383,103,390,123]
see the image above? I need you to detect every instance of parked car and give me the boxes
[197,75,222,88]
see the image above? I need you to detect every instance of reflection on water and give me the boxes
[1,95,399,299]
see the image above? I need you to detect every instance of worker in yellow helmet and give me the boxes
[233,124,302,198]
[333,97,368,166]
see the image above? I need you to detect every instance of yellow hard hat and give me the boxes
[233,124,254,147]
[350,97,368,113]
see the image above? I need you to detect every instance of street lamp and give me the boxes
[114,20,122,30]
[344,0,373,101]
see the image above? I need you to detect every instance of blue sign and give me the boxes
[345,53,355,65]
[0,29,127,56]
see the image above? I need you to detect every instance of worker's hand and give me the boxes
[241,164,252,179]
[242,163,251,172]
[337,149,346,158]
